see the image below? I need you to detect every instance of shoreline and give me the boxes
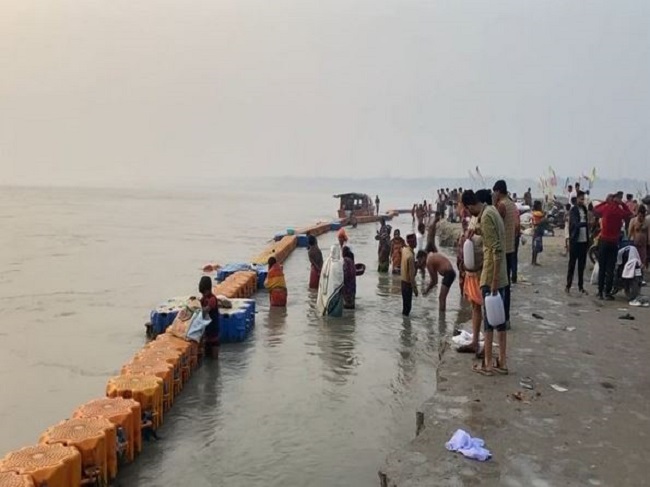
[380,235,649,486]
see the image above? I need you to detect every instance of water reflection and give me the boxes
[316,315,358,385]
[117,219,454,487]
[265,306,288,348]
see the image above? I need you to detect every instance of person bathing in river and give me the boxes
[391,229,406,275]
[417,250,456,312]
[342,246,357,309]
[401,234,419,316]
[265,256,288,307]
[416,223,427,277]
[307,235,323,290]
[199,276,219,357]
[376,218,392,273]
[337,228,349,248]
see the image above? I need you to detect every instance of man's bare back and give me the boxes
[426,252,454,278]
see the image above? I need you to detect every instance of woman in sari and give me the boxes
[265,256,287,307]
[376,218,392,273]
[342,246,357,309]
[391,229,406,275]
[307,235,323,290]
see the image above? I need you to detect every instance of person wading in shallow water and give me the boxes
[462,189,509,376]
[391,229,406,275]
[307,235,323,290]
[265,256,288,307]
[417,250,456,312]
[376,218,392,273]
[400,234,419,316]
[199,276,219,357]
[342,246,357,309]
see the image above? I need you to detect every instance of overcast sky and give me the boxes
[1,0,649,186]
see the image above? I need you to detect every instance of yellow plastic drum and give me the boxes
[0,472,35,487]
[106,375,164,429]
[0,444,81,487]
[121,360,175,410]
[40,417,116,484]
[73,397,142,462]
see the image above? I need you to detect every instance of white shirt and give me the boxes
[416,232,425,252]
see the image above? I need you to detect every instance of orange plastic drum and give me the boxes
[73,397,141,461]
[40,417,116,483]
[0,472,35,487]
[0,444,81,487]
[121,360,175,410]
[135,346,185,389]
[106,375,164,429]
[157,334,200,370]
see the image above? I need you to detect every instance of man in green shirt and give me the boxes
[400,234,419,316]
[462,190,509,376]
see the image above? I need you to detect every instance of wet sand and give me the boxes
[382,234,650,486]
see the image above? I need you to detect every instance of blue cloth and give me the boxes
[445,429,491,461]
[186,311,213,343]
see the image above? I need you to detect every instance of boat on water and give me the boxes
[334,193,376,219]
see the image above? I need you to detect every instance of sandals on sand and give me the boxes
[493,358,509,375]
[472,364,494,376]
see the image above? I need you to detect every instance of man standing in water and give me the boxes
[375,195,380,215]
[493,180,518,327]
[462,190,509,376]
[400,234,419,316]
[417,250,456,311]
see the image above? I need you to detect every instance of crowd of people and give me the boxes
[194,182,648,363]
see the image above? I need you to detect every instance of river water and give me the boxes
[0,184,466,486]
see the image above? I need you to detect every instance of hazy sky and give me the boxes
[1,0,649,186]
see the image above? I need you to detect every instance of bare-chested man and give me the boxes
[417,250,456,311]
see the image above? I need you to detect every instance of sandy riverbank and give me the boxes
[380,233,650,486]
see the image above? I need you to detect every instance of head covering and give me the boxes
[337,228,348,242]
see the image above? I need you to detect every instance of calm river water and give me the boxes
[0,184,466,486]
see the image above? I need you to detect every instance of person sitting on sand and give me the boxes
[417,250,456,312]
[265,256,287,307]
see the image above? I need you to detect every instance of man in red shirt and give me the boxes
[593,193,632,300]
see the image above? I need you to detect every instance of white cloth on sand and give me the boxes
[445,429,492,461]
